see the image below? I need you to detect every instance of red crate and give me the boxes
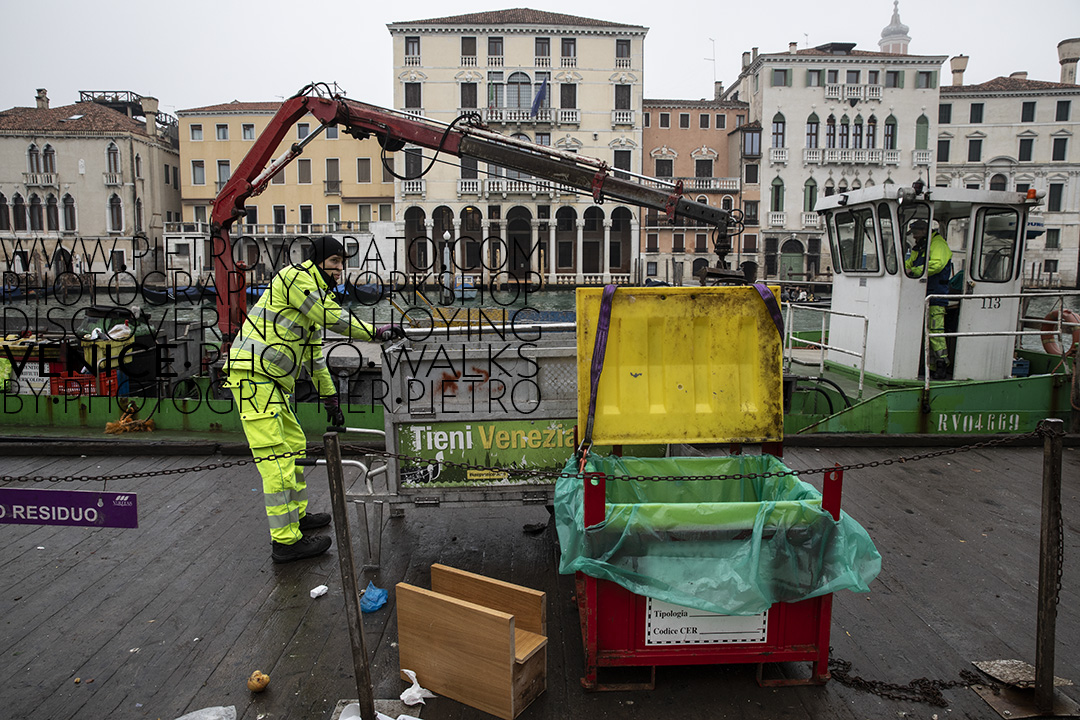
[50,370,118,397]
[576,463,844,690]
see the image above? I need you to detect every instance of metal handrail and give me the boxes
[921,290,1080,390]
[784,302,868,397]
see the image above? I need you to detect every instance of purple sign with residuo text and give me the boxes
[0,488,138,528]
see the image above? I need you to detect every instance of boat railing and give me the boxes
[922,290,1080,390]
[783,302,868,397]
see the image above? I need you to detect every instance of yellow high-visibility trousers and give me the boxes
[228,372,308,544]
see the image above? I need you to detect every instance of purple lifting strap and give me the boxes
[753,283,784,339]
[582,284,617,452]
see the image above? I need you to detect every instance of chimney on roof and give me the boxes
[1059,37,1080,85]
[789,42,798,55]
[752,47,759,62]
[35,89,49,110]
[1009,71,1028,81]
[142,96,159,138]
[714,81,724,100]
[950,55,969,86]
[742,51,751,69]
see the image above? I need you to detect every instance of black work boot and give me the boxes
[930,359,949,380]
[271,534,332,563]
[298,512,331,531]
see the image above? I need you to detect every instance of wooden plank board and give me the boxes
[431,563,546,636]
[397,583,514,720]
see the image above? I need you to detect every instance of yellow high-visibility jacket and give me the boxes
[226,260,375,396]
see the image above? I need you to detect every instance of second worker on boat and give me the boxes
[904,220,953,380]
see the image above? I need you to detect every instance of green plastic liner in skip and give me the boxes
[555,453,881,615]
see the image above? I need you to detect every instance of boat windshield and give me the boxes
[972,207,1021,283]
[833,207,879,272]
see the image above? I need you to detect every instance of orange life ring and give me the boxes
[1040,309,1080,356]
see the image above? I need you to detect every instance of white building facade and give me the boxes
[387,9,647,286]
[937,39,1080,287]
[724,41,946,280]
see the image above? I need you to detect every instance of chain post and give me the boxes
[1035,417,1064,714]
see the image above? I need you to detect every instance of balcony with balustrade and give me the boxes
[912,150,933,167]
[642,177,739,193]
[485,177,555,199]
[103,172,123,186]
[802,212,822,228]
[558,109,580,125]
[404,55,421,67]
[611,110,634,127]
[482,107,553,124]
[401,179,426,199]
[802,147,901,166]
[535,56,550,67]
[768,211,786,227]
[461,55,477,67]
[457,179,481,198]
[770,148,788,164]
[560,56,576,68]
[824,84,883,102]
[615,57,631,69]
[488,56,504,67]
[24,173,58,188]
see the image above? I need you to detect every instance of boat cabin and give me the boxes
[814,183,1044,382]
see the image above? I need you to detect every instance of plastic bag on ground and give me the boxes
[360,581,387,612]
[174,707,236,720]
[555,452,881,615]
[400,668,437,705]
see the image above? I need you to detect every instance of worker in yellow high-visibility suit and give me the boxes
[904,220,953,380]
[226,236,403,563]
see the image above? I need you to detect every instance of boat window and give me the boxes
[972,207,1019,283]
[898,204,932,278]
[832,207,879,273]
[824,217,842,274]
[877,202,898,274]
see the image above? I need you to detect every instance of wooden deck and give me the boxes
[1,442,1078,720]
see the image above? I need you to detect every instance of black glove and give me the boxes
[375,324,406,341]
[323,395,345,427]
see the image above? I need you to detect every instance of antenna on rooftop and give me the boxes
[706,38,717,82]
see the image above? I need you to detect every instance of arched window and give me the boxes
[460,205,482,233]
[506,72,532,109]
[43,145,56,174]
[13,194,26,232]
[866,115,878,149]
[826,115,837,149]
[107,143,121,174]
[721,195,733,211]
[990,173,1008,191]
[46,195,59,231]
[27,144,41,173]
[0,194,8,231]
[584,206,604,233]
[29,195,44,231]
[915,115,929,150]
[135,153,142,178]
[772,112,786,148]
[770,177,785,213]
[839,115,850,149]
[853,115,864,149]
[109,194,123,232]
[62,194,77,232]
[805,113,819,149]
[803,178,818,213]
[884,115,898,150]
[135,199,144,233]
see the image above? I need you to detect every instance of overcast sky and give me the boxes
[2,0,1075,116]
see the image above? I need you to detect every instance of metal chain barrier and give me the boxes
[0,426,1050,487]
[338,427,1046,484]
[0,446,320,484]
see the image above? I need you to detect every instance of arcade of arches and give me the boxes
[402,203,638,282]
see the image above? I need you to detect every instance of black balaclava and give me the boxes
[308,236,344,286]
